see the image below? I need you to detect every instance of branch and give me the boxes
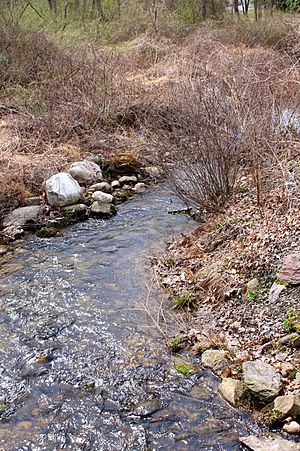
[25,0,46,20]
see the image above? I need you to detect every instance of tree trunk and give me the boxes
[201,0,207,20]
[233,0,239,14]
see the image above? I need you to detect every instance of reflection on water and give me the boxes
[0,187,262,450]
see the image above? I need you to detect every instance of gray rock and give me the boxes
[0,225,24,242]
[111,180,120,189]
[91,191,114,203]
[240,434,300,451]
[46,173,82,207]
[88,182,112,194]
[3,206,43,228]
[218,378,248,407]
[85,155,103,165]
[279,333,300,348]
[274,395,300,419]
[201,350,231,376]
[268,282,287,303]
[277,252,300,285]
[242,360,282,402]
[62,204,88,217]
[0,245,8,256]
[68,160,103,185]
[119,175,137,185]
[133,182,147,193]
[90,201,116,217]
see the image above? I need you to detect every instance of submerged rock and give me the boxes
[36,227,60,238]
[242,360,282,402]
[218,378,249,407]
[201,350,231,376]
[68,160,103,185]
[46,173,82,207]
[240,434,300,450]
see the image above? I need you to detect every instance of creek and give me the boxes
[0,187,263,450]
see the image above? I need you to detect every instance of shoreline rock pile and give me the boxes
[0,154,162,243]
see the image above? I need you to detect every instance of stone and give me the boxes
[201,350,231,376]
[281,363,296,378]
[62,204,88,217]
[88,182,112,194]
[133,182,147,193]
[242,360,282,402]
[24,197,40,206]
[90,201,116,217]
[68,160,102,185]
[85,155,104,165]
[36,227,60,238]
[3,206,43,228]
[268,282,287,303]
[45,173,82,207]
[111,180,120,189]
[219,378,249,407]
[91,191,114,203]
[0,225,24,242]
[240,434,300,450]
[279,333,300,348]
[277,252,300,285]
[142,166,163,178]
[247,278,259,291]
[118,175,137,185]
[282,421,300,434]
[0,245,8,256]
[274,395,300,419]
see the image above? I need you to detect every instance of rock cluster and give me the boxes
[0,154,161,242]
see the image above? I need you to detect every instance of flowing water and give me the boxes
[0,187,263,450]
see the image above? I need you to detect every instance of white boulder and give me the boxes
[45,173,82,207]
[68,160,102,185]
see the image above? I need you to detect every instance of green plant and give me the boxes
[173,293,196,310]
[247,289,257,302]
[283,309,300,332]
[169,337,181,353]
[175,362,195,376]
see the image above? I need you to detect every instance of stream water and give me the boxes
[0,187,263,450]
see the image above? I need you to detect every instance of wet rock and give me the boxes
[282,420,300,434]
[90,201,116,217]
[218,378,249,407]
[242,360,282,402]
[113,189,135,202]
[3,206,43,228]
[142,166,163,179]
[91,191,114,203]
[201,350,231,376]
[277,252,300,285]
[102,154,141,176]
[36,227,60,238]
[268,282,287,303]
[119,175,137,185]
[132,398,161,416]
[0,225,24,242]
[62,204,88,218]
[46,173,82,207]
[69,160,103,186]
[273,395,300,419]
[133,182,147,193]
[111,180,120,189]
[88,182,112,194]
[24,196,40,206]
[240,434,300,450]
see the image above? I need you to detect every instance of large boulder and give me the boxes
[242,360,282,402]
[3,206,43,228]
[201,350,231,376]
[277,252,300,285]
[45,173,82,207]
[68,160,102,185]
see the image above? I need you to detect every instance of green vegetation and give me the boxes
[247,290,257,302]
[169,336,181,353]
[283,309,300,332]
[175,361,195,376]
[173,293,196,310]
